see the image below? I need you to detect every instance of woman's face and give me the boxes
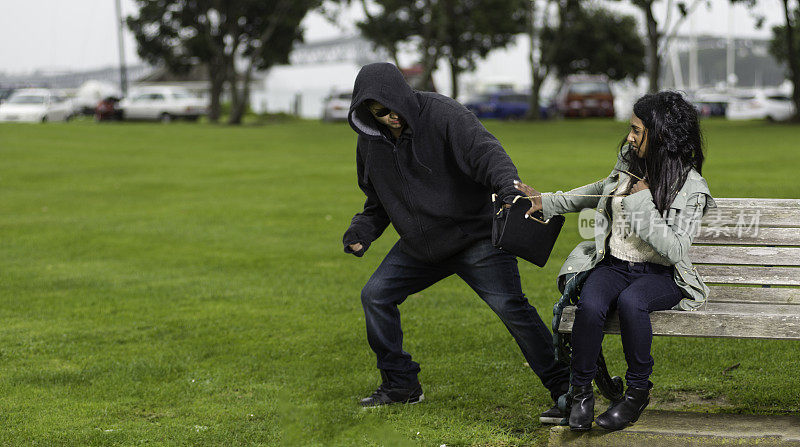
[627,114,648,158]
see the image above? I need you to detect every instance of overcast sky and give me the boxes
[0,0,790,75]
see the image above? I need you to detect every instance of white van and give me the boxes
[0,89,74,122]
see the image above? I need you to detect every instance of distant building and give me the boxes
[133,65,212,96]
[662,35,785,89]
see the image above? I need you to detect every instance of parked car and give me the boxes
[321,91,351,122]
[553,75,614,118]
[689,91,730,117]
[726,90,795,121]
[0,88,73,122]
[119,87,207,122]
[0,87,15,104]
[464,91,548,119]
[95,96,123,121]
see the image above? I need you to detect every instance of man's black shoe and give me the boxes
[541,381,571,424]
[359,382,424,408]
[539,404,569,425]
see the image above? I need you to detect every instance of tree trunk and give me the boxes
[417,0,447,92]
[449,57,460,100]
[529,68,546,121]
[526,1,545,121]
[644,1,661,93]
[207,64,225,123]
[418,47,440,91]
[782,0,800,122]
[227,63,240,123]
[228,63,253,125]
[228,84,242,125]
[390,47,401,68]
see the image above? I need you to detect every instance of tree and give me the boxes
[525,0,550,120]
[222,1,320,124]
[524,0,645,120]
[127,0,318,124]
[629,0,701,92]
[632,0,662,92]
[442,0,529,99]
[354,0,528,99]
[769,4,800,121]
[543,2,646,82]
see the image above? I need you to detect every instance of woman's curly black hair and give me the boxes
[620,91,705,213]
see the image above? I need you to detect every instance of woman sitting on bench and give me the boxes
[515,91,716,431]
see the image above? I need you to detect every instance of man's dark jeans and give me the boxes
[360,239,569,399]
[570,256,683,389]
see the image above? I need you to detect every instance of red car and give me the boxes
[554,75,615,118]
[95,96,123,121]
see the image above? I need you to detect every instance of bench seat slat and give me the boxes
[558,306,800,340]
[689,246,800,266]
[701,302,800,314]
[554,198,800,342]
[707,286,800,304]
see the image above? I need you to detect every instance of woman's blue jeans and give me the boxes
[570,256,683,389]
[361,239,569,399]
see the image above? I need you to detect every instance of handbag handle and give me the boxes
[511,195,551,224]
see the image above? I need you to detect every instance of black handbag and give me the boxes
[491,194,565,267]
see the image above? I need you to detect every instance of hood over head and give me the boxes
[348,63,420,138]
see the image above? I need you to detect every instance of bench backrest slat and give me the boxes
[698,201,800,226]
[711,198,800,209]
[694,227,800,246]
[699,209,800,227]
[688,246,800,266]
[696,265,799,286]
[689,198,800,306]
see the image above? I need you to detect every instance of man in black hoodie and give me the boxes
[344,63,569,420]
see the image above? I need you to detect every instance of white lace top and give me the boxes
[608,176,672,266]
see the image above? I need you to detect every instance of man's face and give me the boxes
[627,114,648,158]
[368,102,403,130]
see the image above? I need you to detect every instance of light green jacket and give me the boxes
[541,147,716,310]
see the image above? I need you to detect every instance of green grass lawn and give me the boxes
[1,118,798,446]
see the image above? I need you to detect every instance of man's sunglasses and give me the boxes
[370,107,392,117]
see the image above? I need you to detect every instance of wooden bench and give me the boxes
[553,198,800,401]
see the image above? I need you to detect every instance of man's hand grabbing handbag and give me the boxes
[491,194,565,267]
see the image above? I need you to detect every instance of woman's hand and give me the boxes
[513,180,542,217]
[630,179,650,194]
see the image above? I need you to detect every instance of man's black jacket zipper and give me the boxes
[387,134,430,259]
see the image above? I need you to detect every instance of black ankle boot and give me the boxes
[595,382,652,431]
[568,384,595,431]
